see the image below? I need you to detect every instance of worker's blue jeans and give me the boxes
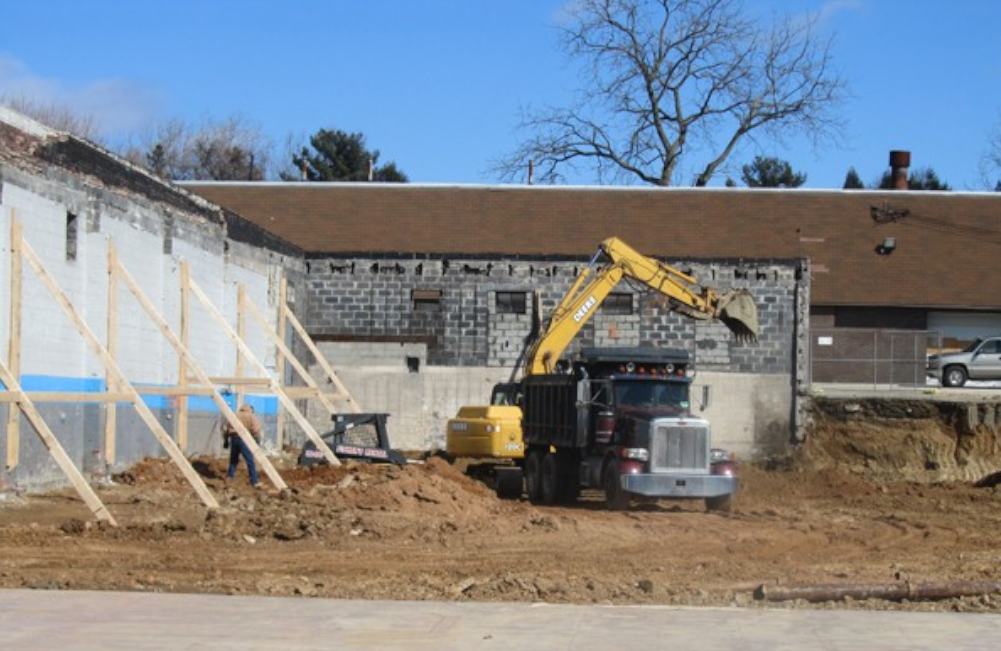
[227,436,260,486]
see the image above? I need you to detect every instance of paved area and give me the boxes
[1,589,1000,650]
[812,381,1001,402]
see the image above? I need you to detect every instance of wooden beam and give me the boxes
[0,358,117,526]
[19,236,219,509]
[113,258,288,490]
[280,387,319,399]
[244,291,340,418]
[282,304,363,414]
[188,279,341,467]
[186,377,272,387]
[276,277,288,449]
[136,386,216,396]
[6,214,22,470]
[236,284,247,409]
[104,240,119,465]
[177,263,190,451]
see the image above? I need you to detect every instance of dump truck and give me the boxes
[446,237,757,511]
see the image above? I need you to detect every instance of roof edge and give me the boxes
[0,104,58,138]
[178,180,992,197]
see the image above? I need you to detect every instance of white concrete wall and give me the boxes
[174,237,228,380]
[1,185,287,387]
[0,167,295,489]
[305,343,793,459]
[223,242,280,376]
[695,372,792,459]
[6,184,95,382]
[105,208,173,384]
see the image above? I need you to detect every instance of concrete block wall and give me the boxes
[305,255,803,374]
[297,255,808,460]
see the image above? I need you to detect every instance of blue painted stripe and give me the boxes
[20,375,105,393]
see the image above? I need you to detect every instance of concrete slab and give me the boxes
[1,589,1000,650]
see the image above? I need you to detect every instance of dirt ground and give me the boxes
[3,397,1001,612]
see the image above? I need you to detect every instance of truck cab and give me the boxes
[522,347,737,511]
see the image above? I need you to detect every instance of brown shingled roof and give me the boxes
[182,182,1001,310]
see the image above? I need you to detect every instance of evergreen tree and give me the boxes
[285,129,408,182]
[842,167,864,189]
[877,167,951,191]
[740,156,807,188]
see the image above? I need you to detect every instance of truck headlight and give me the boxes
[710,448,734,463]
[622,448,649,461]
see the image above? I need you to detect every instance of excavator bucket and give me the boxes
[716,289,759,342]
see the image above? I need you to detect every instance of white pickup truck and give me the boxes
[927,338,1001,387]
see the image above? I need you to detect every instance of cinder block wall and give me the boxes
[299,255,807,459]
[305,255,801,373]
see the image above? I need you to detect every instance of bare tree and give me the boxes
[496,0,847,186]
[119,115,271,181]
[121,118,187,178]
[981,111,1001,191]
[0,94,103,142]
[274,130,311,181]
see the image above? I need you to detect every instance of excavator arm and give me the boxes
[525,237,758,375]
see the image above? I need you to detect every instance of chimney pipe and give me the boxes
[889,150,911,190]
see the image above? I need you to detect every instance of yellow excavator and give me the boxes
[524,237,757,375]
[446,237,758,507]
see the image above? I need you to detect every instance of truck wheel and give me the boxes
[494,468,523,500]
[525,451,543,504]
[942,366,968,388]
[603,460,629,511]
[705,494,733,513]
[541,453,560,506]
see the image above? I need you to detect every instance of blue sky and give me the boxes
[1,1,999,189]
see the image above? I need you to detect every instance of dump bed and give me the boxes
[521,374,587,449]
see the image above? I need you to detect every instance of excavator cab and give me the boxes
[490,382,522,406]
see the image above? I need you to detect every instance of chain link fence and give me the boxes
[809,328,942,387]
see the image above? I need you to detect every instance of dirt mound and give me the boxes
[106,454,522,546]
[282,456,501,515]
[800,398,1001,484]
[738,463,878,503]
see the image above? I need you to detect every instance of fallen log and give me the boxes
[755,580,1001,604]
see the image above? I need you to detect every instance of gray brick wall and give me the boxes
[305,256,804,375]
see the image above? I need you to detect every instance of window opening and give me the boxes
[496,291,527,314]
[601,293,633,315]
[65,211,78,261]
[412,289,442,312]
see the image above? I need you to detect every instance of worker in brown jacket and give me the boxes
[223,403,263,488]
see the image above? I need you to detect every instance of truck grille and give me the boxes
[650,421,709,474]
